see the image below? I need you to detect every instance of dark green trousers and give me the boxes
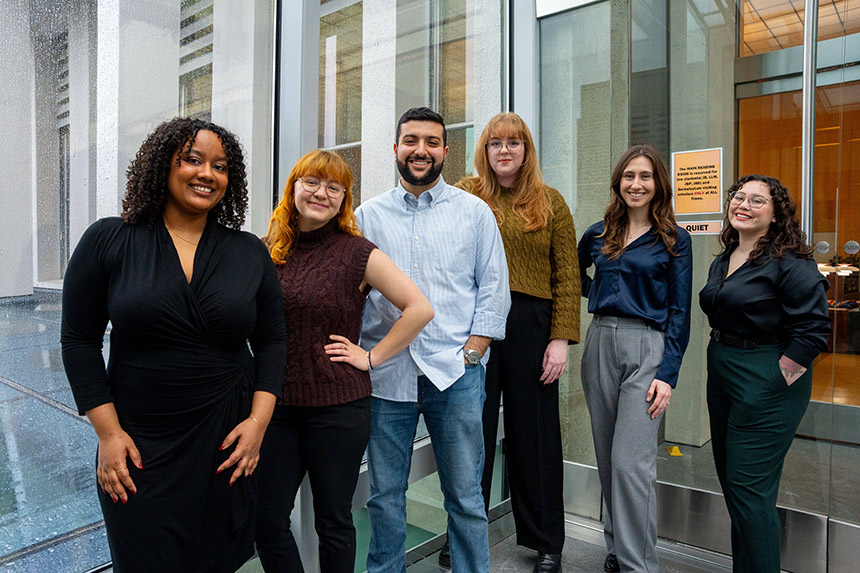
[706,340,812,573]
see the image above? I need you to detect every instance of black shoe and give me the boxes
[533,552,562,573]
[603,553,620,572]
[438,540,450,569]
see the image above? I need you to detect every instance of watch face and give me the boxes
[464,349,481,364]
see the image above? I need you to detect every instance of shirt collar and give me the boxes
[397,176,449,208]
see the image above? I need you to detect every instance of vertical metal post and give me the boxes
[801,0,819,239]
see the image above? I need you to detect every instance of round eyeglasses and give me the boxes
[487,139,523,152]
[298,177,346,198]
[729,191,771,210]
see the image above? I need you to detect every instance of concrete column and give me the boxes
[664,0,735,446]
[0,0,35,297]
[472,0,503,137]
[68,0,97,254]
[97,0,180,223]
[32,26,62,284]
[211,0,275,236]
[277,0,319,198]
[360,0,398,200]
[510,0,539,135]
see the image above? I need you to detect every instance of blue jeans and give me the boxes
[366,365,489,573]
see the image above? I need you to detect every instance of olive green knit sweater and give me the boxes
[457,178,580,342]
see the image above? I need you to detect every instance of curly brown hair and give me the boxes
[719,174,812,263]
[600,145,679,259]
[121,117,248,229]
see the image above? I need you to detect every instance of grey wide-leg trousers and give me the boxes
[582,315,666,573]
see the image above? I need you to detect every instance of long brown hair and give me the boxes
[718,174,812,263]
[264,150,361,264]
[600,145,678,259]
[463,113,551,231]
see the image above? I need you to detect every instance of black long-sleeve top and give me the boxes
[61,217,287,416]
[698,246,830,368]
[578,221,693,387]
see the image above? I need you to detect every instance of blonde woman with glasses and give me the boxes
[456,112,580,573]
[255,150,432,572]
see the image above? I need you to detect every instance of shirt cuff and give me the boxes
[655,364,680,388]
[783,340,819,369]
[471,311,507,340]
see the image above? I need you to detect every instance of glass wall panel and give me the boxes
[319,1,363,148]
[0,1,276,570]
[739,0,860,57]
[540,0,612,469]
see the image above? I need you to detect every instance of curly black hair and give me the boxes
[718,174,813,263]
[122,117,248,229]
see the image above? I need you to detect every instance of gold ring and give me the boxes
[115,468,128,474]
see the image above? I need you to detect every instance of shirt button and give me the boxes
[413,263,418,269]
[417,211,421,215]
[414,236,419,241]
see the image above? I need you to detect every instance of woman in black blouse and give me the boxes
[699,174,830,573]
[61,118,287,572]
[578,145,692,573]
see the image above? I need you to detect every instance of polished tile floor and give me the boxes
[0,290,109,572]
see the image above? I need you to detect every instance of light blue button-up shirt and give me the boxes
[356,177,510,401]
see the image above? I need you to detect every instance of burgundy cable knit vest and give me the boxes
[276,219,376,406]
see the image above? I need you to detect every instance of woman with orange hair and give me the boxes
[254,150,433,572]
[456,113,579,573]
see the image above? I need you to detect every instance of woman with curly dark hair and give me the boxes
[578,145,692,573]
[700,174,830,572]
[61,117,287,572]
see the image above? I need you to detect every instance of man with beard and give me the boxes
[356,107,510,573]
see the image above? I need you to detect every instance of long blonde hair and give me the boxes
[264,150,361,264]
[465,113,551,231]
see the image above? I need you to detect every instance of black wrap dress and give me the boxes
[61,216,287,573]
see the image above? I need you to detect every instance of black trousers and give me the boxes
[255,397,370,573]
[482,292,565,553]
[707,341,812,573]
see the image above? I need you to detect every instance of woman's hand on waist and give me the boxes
[325,334,369,371]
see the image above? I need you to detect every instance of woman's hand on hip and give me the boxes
[96,430,142,504]
[218,417,265,486]
[325,334,369,371]
[646,378,672,419]
[540,339,569,384]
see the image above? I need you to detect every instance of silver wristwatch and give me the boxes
[463,349,482,365]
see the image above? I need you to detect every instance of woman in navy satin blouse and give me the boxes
[578,145,692,573]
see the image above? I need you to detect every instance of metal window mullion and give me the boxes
[800,0,819,239]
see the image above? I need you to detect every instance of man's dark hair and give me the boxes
[395,107,447,146]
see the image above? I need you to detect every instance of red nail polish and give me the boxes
[219,444,225,451]
[217,468,223,474]
[121,497,127,505]
[137,462,143,470]
[131,489,136,495]
[112,496,118,504]
[229,480,234,487]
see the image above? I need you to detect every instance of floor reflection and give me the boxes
[0,290,109,571]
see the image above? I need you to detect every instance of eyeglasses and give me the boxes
[298,177,346,198]
[487,139,523,152]
[729,191,771,209]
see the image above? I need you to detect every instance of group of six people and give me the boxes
[61,107,830,573]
